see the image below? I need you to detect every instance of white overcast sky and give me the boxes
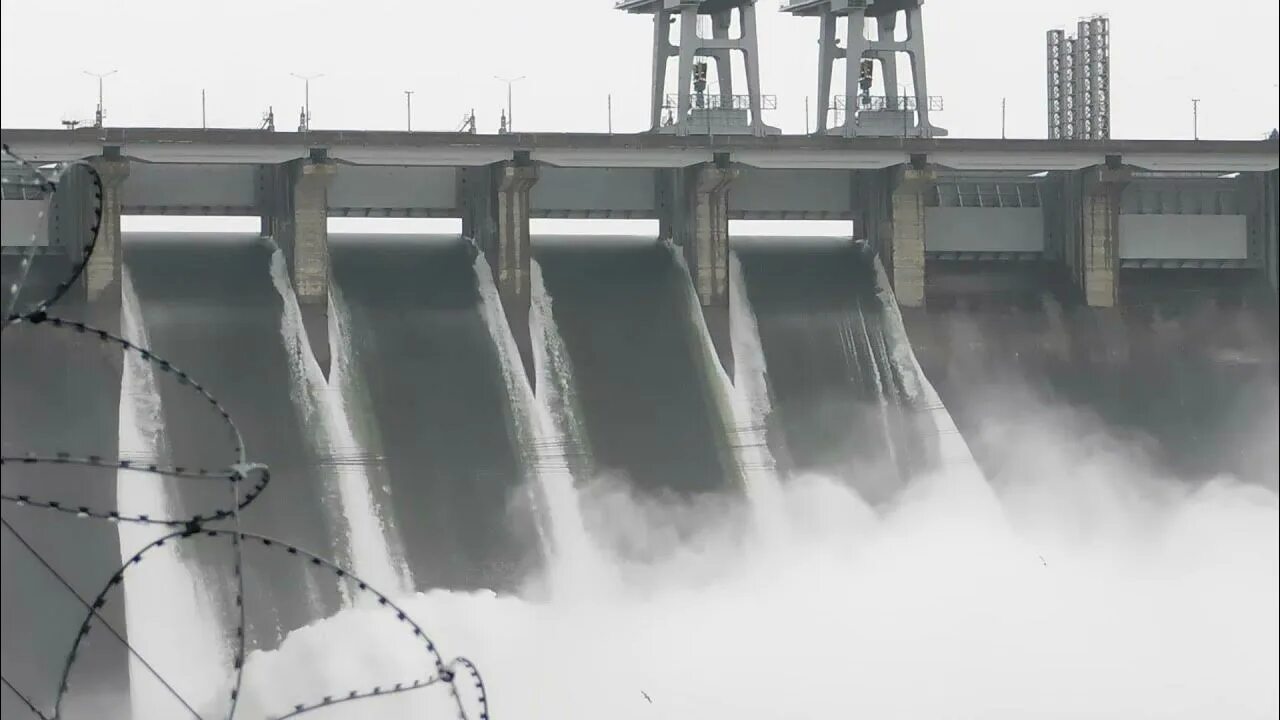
[1,0,1277,140]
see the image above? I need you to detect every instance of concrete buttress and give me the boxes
[269,159,335,378]
[461,161,539,388]
[675,162,737,378]
[1073,165,1129,307]
[84,157,130,306]
[77,156,130,340]
[888,166,932,307]
[493,162,539,388]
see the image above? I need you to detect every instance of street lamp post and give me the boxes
[84,70,117,128]
[494,75,526,132]
[1191,98,1200,140]
[291,72,323,131]
[405,90,414,132]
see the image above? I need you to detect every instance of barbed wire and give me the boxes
[0,147,488,719]
[2,146,100,329]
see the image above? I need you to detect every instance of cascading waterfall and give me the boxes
[267,246,404,600]
[528,259,609,594]
[117,266,226,718]
[328,279,414,590]
[168,242,1274,720]
[869,257,981,479]
[726,251,789,533]
[471,250,598,592]
[668,242,785,520]
[846,289,906,483]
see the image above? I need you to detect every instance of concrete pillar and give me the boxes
[460,160,539,386]
[83,157,130,305]
[268,159,335,378]
[1264,169,1278,293]
[492,162,539,386]
[673,162,737,377]
[1072,165,1129,307]
[887,165,932,307]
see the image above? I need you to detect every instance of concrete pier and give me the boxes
[493,162,538,386]
[1262,169,1279,292]
[293,160,335,378]
[84,157,129,307]
[670,161,736,377]
[886,165,931,307]
[1071,164,1129,307]
[460,160,539,386]
[263,158,336,377]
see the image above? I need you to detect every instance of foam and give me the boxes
[228,447,1279,719]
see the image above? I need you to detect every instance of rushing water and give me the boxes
[266,245,405,599]
[329,236,535,593]
[226,240,1278,719]
[2,256,130,718]
[3,234,1276,719]
[118,266,226,719]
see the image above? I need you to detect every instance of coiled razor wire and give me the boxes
[0,146,488,719]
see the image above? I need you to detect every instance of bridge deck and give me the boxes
[2,128,1277,172]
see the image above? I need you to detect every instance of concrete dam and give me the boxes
[1,129,1278,718]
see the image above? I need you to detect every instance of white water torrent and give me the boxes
[850,292,907,484]
[528,259,612,595]
[222,248,1276,720]
[726,251,789,534]
[668,242,785,525]
[267,247,404,600]
[870,257,983,482]
[328,280,414,589]
[117,266,226,719]
[471,251,601,596]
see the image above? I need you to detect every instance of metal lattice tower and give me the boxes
[1047,15,1109,140]
[782,0,946,138]
[618,0,779,136]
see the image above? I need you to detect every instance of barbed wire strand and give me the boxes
[1,673,46,719]
[1,146,102,329]
[1,145,487,719]
[0,516,204,719]
[52,527,488,720]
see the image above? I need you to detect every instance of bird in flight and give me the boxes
[641,691,653,704]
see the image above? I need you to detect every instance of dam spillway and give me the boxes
[3,183,1278,717]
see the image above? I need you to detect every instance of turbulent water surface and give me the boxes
[2,233,1276,720]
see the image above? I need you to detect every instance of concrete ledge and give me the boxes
[4,127,1274,169]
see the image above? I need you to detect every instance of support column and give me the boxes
[1264,169,1278,293]
[840,7,871,139]
[815,9,838,134]
[650,8,675,130]
[83,157,130,306]
[273,159,335,378]
[887,165,932,307]
[491,162,539,387]
[1071,164,1129,307]
[673,161,737,377]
